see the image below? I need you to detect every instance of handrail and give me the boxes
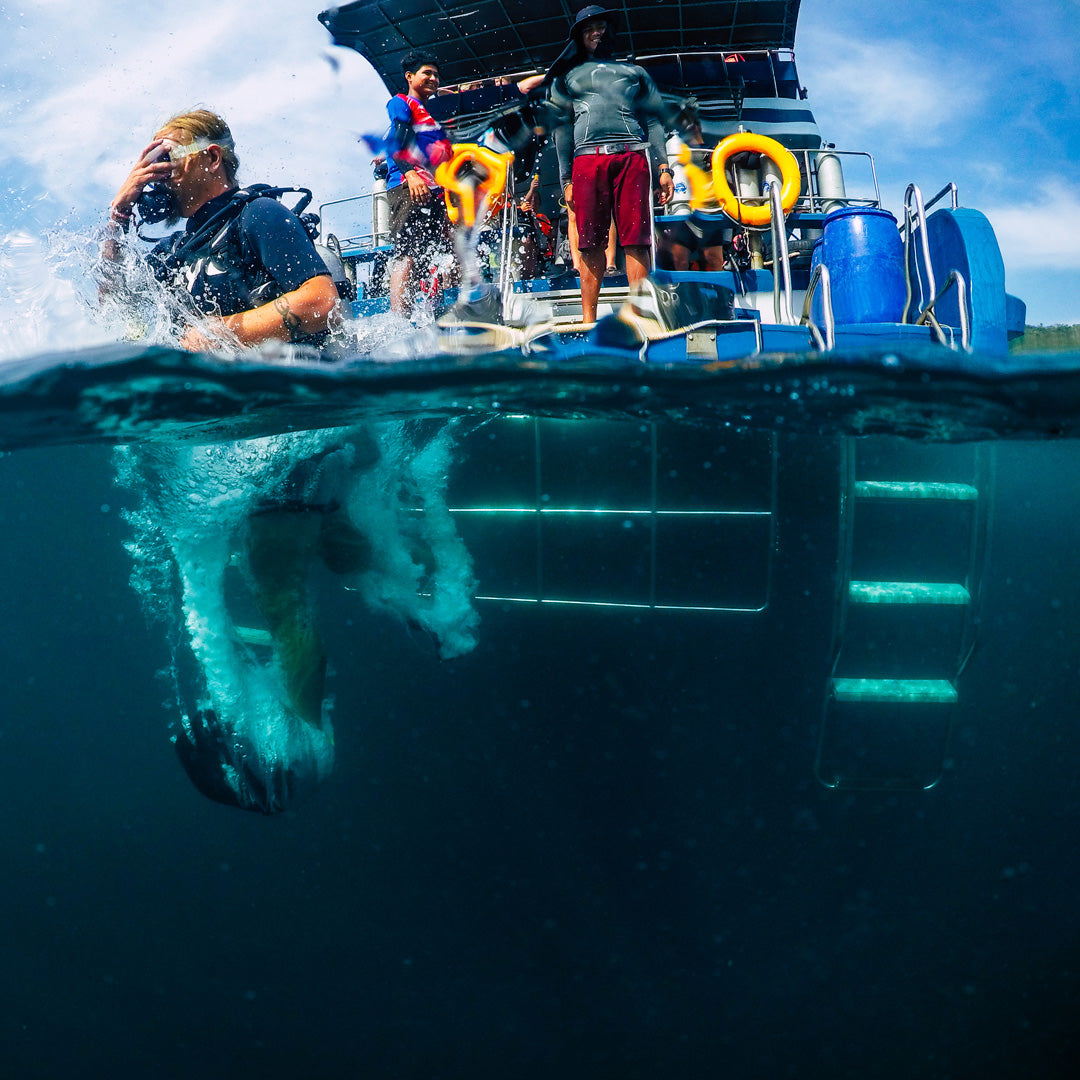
[690,316,765,356]
[902,183,936,323]
[924,180,959,213]
[916,269,970,351]
[800,263,835,350]
[497,176,516,320]
[639,316,766,362]
[766,180,795,324]
[900,181,960,324]
[798,149,881,215]
[317,193,379,250]
[899,183,958,237]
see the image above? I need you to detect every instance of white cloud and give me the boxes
[984,180,1080,271]
[0,1,389,216]
[798,28,984,149]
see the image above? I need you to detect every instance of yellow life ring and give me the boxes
[433,143,513,228]
[710,133,801,227]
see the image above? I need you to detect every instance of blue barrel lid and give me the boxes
[823,206,899,226]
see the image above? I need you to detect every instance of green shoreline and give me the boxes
[1010,324,1080,354]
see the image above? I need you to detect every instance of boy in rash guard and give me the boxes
[383,51,456,316]
[546,6,674,323]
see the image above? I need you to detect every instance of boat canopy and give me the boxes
[319,0,802,92]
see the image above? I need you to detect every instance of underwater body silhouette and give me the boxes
[117,419,478,813]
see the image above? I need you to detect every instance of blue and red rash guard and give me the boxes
[384,94,453,190]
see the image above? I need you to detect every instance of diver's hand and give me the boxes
[179,321,228,354]
[405,169,430,202]
[111,138,174,218]
[656,171,675,206]
[564,183,574,213]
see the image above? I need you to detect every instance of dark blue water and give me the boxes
[1,346,1078,1078]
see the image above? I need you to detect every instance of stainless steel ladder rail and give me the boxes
[799,263,835,351]
[901,181,959,324]
[767,180,796,325]
[916,269,971,351]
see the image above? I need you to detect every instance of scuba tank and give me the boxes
[315,235,356,302]
[372,158,390,247]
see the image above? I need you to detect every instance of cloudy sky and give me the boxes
[1,0,1077,325]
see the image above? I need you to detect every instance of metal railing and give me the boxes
[916,269,971,351]
[318,192,383,253]
[767,180,796,324]
[798,148,881,215]
[800,263,835,350]
[902,181,963,337]
[902,184,934,322]
[899,182,958,238]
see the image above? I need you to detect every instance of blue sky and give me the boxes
[1,0,1077,325]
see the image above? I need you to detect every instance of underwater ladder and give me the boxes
[816,439,993,789]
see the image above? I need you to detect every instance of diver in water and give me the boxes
[102,111,345,812]
[104,112,480,814]
[102,108,339,350]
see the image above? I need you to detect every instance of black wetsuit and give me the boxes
[149,189,332,344]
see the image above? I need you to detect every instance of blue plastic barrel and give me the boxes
[820,207,905,324]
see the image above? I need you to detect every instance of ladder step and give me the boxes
[854,481,978,501]
[849,581,970,605]
[831,678,958,703]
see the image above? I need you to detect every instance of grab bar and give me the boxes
[800,263,835,350]
[899,182,958,236]
[916,269,970,351]
[767,180,796,325]
[902,184,936,323]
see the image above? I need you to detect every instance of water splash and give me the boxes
[0,219,202,362]
[116,420,479,812]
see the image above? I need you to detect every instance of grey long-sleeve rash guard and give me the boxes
[549,59,670,189]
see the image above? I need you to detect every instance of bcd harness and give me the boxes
[145,185,319,313]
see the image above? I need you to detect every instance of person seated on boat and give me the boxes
[102,109,339,351]
[381,50,457,317]
[542,5,675,323]
[658,102,726,274]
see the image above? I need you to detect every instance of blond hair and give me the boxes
[155,109,240,183]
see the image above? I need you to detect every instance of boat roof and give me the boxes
[319,0,802,92]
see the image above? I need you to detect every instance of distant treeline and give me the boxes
[1010,324,1080,353]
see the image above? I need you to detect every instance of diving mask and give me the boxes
[135,135,234,226]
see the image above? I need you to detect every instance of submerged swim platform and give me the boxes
[441,418,776,612]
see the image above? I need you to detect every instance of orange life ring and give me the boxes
[710,133,801,227]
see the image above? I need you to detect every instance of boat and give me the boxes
[313,0,1032,790]
[318,0,1026,355]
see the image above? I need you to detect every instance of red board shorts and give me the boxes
[571,150,651,250]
